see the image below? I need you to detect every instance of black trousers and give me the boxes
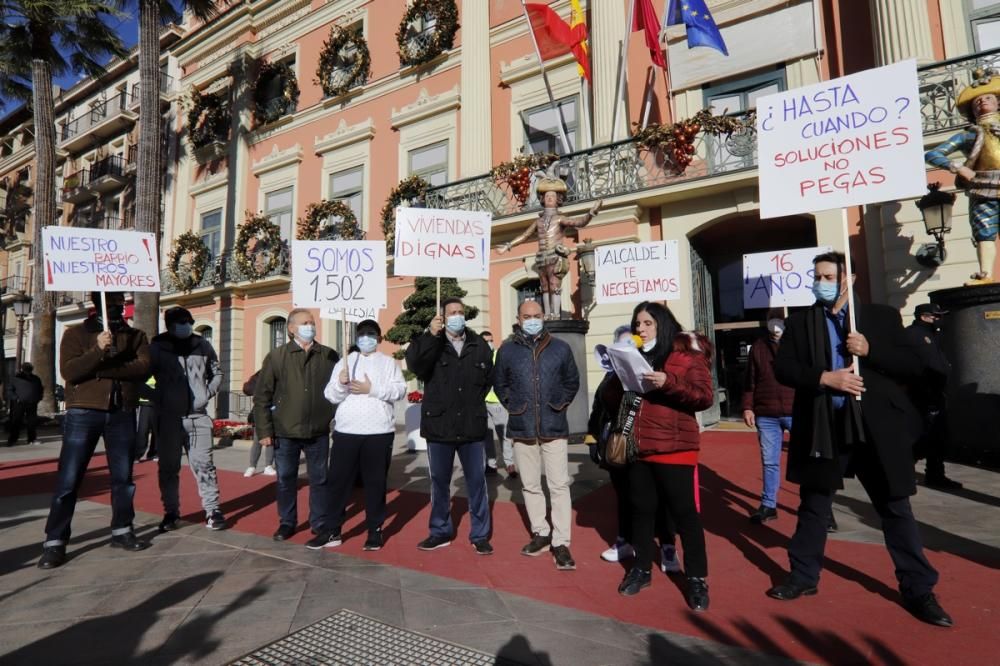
[609,464,675,545]
[788,447,939,598]
[8,401,38,445]
[135,403,158,460]
[920,410,949,479]
[629,462,707,577]
[328,431,394,534]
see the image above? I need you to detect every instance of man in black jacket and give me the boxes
[7,362,43,446]
[405,297,494,554]
[766,252,952,628]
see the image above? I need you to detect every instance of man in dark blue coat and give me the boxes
[494,299,580,570]
[405,297,494,555]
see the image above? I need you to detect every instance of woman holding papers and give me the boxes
[612,302,715,611]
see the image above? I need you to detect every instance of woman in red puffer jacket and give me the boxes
[616,301,714,611]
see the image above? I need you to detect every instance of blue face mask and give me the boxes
[296,324,316,342]
[812,281,840,305]
[170,323,193,339]
[522,318,544,336]
[445,315,465,334]
[357,335,378,354]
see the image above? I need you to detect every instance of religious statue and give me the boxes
[496,167,602,319]
[925,68,1000,284]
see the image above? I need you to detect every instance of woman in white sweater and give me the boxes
[323,320,407,551]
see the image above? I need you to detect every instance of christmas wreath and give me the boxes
[234,211,283,281]
[316,24,371,99]
[490,152,559,206]
[186,87,229,148]
[253,60,300,126]
[397,0,460,68]
[297,200,362,240]
[380,175,430,253]
[168,231,211,292]
[633,109,757,174]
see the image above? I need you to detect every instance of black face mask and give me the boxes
[106,304,125,321]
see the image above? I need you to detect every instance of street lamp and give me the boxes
[915,182,956,268]
[12,296,31,372]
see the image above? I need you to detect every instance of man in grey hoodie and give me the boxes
[151,306,227,531]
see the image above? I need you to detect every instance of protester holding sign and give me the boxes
[38,292,151,570]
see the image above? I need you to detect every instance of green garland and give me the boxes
[234,212,283,282]
[253,60,300,126]
[316,24,371,99]
[633,109,757,174]
[490,152,559,206]
[186,87,229,148]
[381,175,430,253]
[397,0,460,68]
[168,231,211,292]
[297,200,361,240]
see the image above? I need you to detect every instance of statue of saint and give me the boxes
[925,68,1000,284]
[497,168,602,318]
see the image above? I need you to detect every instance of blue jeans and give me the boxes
[426,440,490,542]
[273,434,330,533]
[44,408,137,546]
[756,415,792,509]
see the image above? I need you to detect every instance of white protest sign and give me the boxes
[41,226,160,292]
[595,240,681,304]
[756,59,925,219]
[319,305,379,323]
[291,240,386,310]
[743,246,832,308]
[393,207,492,279]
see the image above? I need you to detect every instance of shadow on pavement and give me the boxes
[495,634,553,665]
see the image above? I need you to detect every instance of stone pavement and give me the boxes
[0,425,997,665]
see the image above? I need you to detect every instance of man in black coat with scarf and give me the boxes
[766,252,952,628]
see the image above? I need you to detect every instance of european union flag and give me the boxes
[667,0,729,56]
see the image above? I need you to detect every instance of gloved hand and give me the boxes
[588,443,600,465]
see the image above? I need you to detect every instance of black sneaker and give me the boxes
[749,505,778,524]
[618,567,652,596]
[520,533,552,557]
[110,532,150,552]
[686,577,710,611]
[305,532,342,550]
[206,510,228,531]
[552,545,576,570]
[417,535,452,551]
[925,475,963,490]
[364,530,384,551]
[159,512,181,532]
[903,592,953,627]
[272,524,295,541]
[37,545,67,570]
[472,539,494,555]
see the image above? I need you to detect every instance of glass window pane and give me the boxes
[409,143,447,172]
[971,0,1000,10]
[265,187,293,211]
[202,209,221,229]
[330,168,363,193]
[976,19,1000,50]
[747,84,780,110]
[269,318,286,349]
[709,94,742,115]
[523,98,577,153]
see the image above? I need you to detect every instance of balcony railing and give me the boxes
[130,72,177,102]
[160,245,291,296]
[89,154,127,181]
[918,46,1000,134]
[60,89,138,143]
[0,275,29,296]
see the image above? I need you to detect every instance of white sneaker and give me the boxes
[29,440,41,446]
[600,540,635,562]
[263,465,277,476]
[244,467,255,478]
[660,544,681,573]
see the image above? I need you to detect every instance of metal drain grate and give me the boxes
[231,609,499,666]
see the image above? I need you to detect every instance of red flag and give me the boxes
[525,3,591,81]
[632,0,666,70]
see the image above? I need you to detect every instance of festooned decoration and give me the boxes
[381,175,430,252]
[316,24,371,99]
[633,109,757,174]
[186,87,229,148]
[234,211,283,281]
[168,231,211,292]
[396,0,460,68]
[297,200,362,241]
[490,151,559,206]
[252,60,300,126]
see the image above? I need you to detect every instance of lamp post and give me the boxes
[916,183,956,268]
[12,296,31,372]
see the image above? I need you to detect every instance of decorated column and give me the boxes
[869,0,934,65]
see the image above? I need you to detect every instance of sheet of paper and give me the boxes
[606,344,655,393]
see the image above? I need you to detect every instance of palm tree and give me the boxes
[0,0,126,415]
[132,0,218,337]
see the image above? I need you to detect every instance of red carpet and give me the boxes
[3,432,996,665]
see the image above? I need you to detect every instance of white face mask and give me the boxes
[356,335,378,354]
[296,324,316,343]
[767,319,785,337]
[642,339,657,353]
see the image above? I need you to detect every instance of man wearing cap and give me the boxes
[38,291,151,569]
[925,68,1000,284]
[151,306,227,532]
[905,303,961,490]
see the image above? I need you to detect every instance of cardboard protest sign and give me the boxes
[291,240,387,310]
[41,226,160,292]
[756,59,925,219]
[393,207,492,279]
[743,246,831,308]
[319,305,379,323]
[595,240,681,304]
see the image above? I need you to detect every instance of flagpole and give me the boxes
[660,0,676,120]
[611,0,637,143]
[520,0,573,155]
[640,67,656,128]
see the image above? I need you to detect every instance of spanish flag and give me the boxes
[569,0,591,82]
[525,2,592,82]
